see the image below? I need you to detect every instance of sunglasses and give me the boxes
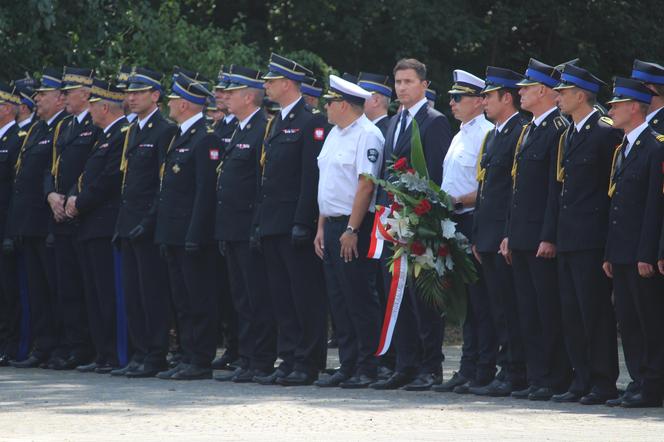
[450,94,482,103]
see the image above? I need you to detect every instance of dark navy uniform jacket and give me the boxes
[214,116,238,152]
[648,107,664,134]
[155,116,221,246]
[605,128,664,265]
[508,110,568,250]
[556,112,623,253]
[0,123,24,239]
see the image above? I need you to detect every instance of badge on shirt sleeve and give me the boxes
[314,128,325,141]
[209,148,220,160]
[367,148,379,163]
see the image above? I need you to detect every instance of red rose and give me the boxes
[386,191,394,202]
[406,168,416,174]
[394,157,409,171]
[437,245,449,257]
[390,201,402,212]
[410,241,426,256]
[413,199,432,216]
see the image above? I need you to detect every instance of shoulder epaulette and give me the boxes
[600,116,614,126]
[656,134,664,143]
[120,125,131,132]
[17,130,27,137]
[553,116,568,130]
[311,108,320,114]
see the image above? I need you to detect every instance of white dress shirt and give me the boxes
[18,113,35,128]
[137,107,159,129]
[0,120,16,139]
[179,112,203,135]
[624,120,650,158]
[393,96,428,147]
[280,96,302,121]
[238,108,261,130]
[574,109,598,132]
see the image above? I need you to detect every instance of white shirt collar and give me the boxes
[76,109,89,124]
[239,108,260,130]
[280,96,302,120]
[574,109,598,132]
[533,106,558,127]
[371,114,388,124]
[405,97,428,118]
[337,114,365,134]
[126,113,137,123]
[496,112,519,133]
[0,120,16,139]
[137,107,159,129]
[46,110,64,126]
[104,115,125,133]
[646,106,664,123]
[18,113,35,128]
[224,113,236,124]
[460,113,486,133]
[180,112,204,134]
[625,120,650,150]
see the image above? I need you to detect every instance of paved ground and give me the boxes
[1,346,663,441]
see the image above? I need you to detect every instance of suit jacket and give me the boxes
[115,110,177,238]
[605,129,664,264]
[8,111,70,237]
[508,111,569,250]
[215,109,266,242]
[556,112,623,252]
[44,111,99,235]
[0,123,24,238]
[256,99,328,236]
[378,102,451,205]
[374,115,390,138]
[659,215,664,260]
[214,116,238,152]
[473,114,526,253]
[648,107,664,135]
[155,117,220,246]
[73,117,126,241]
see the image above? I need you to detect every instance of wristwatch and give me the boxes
[345,225,359,235]
[454,200,464,211]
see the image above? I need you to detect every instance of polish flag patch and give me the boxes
[209,148,220,160]
[314,128,325,141]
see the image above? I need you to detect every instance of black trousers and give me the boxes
[0,248,20,358]
[479,251,526,385]
[80,238,118,366]
[165,245,219,368]
[21,236,57,359]
[323,217,381,377]
[511,250,571,390]
[216,254,238,358]
[558,249,618,396]
[121,238,171,369]
[224,240,277,372]
[53,234,92,360]
[613,263,664,398]
[262,234,325,375]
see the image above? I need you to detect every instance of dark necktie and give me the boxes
[397,110,409,141]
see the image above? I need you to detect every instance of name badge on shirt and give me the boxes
[283,128,300,134]
[79,131,93,137]
[139,143,154,148]
[237,143,250,150]
[39,139,50,145]
[99,143,110,149]
[176,147,190,153]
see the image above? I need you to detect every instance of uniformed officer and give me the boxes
[63,79,126,373]
[433,70,494,393]
[312,75,382,388]
[112,67,178,378]
[253,53,328,386]
[44,66,98,370]
[631,60,664,134]
[116,65,137,123]
[426,84,437,109]
[154,73,221,380]
[206,96,224,125]
[8,68,69,368]
[358,72,392,137]
[603,77,664,408]
[302,75,323,109]
[213,66,239,150]
[213,65,277,383]
[13,76,38,128]
[0,82,25,366]
[551,64,622,404]
[505,59,572,400]
[371,58,452,391]
[659,218,664,276]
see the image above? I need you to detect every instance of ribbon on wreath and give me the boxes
[367,205,409,356]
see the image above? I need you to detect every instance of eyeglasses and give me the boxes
[450,94,482,103]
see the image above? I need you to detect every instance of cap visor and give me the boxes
[34,86,58,92]
[553,83,576,91]
[606,97,633,104]
[88,97,102,103]
[126,85,154,92]
[167,93,182,99]
[224,83,248,91]
[516,78,540,87]
[262,71,285,80]
[482,85,503,93]
[61,84,83,91]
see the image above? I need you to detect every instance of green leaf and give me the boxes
[410,119,429,179]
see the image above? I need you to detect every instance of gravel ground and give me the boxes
[1,345,662,441]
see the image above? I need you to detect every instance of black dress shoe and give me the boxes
[314,371,350,387]
[277,370,316,386]
[369,372,413,390]
[433,372,468,393]
[605,396,624,407]
[171,364,212,380]
[254,368,289,385]
[340,374,376,389]
[211,353,238,371]
[551,391,582,403]
[126,364,161,379]
[470,379,514,397]
[46,357,69,370]
[621,393,662,408]
[402,373,442,391]
[214,367,243,382]
[94,363,115,374]
[511,385,537,399]
[454,379,489,394]
[233,368,258,383]
[157,363,188,380]
[529,387,554,401]
[376,366,394,380]
[11,355,43,368]
[580,391,617,405]
[111,361,141,376]
[469,379,501,396]
[76,362,100,373]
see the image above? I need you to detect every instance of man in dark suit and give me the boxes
[64,79,126,374]
[44,67,98,370]
[252,53,328,386]
[603,78,664,408]
[112,67,178,378]
[551,64,623,405]
[9,69,69,368]
[213,66,277,383]
[0,82,25,366]
[631,60,664,134]
[467,67,527,397]
[154,74,221,380]
[370,58,452,391]
[502,59,573,400]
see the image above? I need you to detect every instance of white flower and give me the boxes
[440,219,457,239]
[414,247,436,268]
[386,212,413,239]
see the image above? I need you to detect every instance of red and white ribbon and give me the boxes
[367,205,390,259]
[375,253,408,356]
